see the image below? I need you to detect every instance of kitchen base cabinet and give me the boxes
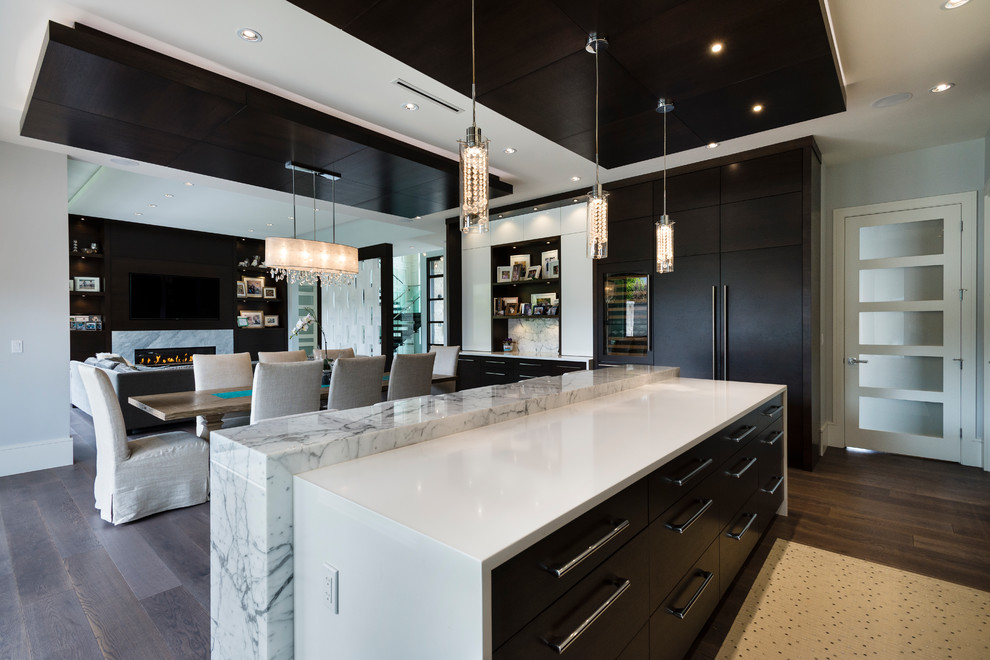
[617,625,650,660]
[650,540,721,660]
[458,353,590,388]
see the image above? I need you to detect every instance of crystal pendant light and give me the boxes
[586,34,609,259]
[459,0,490,234]
[656,98,675,273]
[266,162,359,286]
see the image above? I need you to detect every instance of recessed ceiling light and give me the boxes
[871,92,913,108]
[503,147,517,154]
[163,193,174,198]
[402,102,419,111]
[706,142,719,149]
[929,82,955,93]
[498,214,504,218]
[134,212,143,216]
[148,203,157,208]
[288,216,294,220]
[941,0,970,8]
[570,176,581,181]
[573,199,579,203]
[110,157,139,167]
[266,223,273,227]
[710,42,723,54]
[237,28,262,43]
[414,216,421,220]
[533,207,539,211]
[248,229,254,233]
[184,181,194,186]
[752,104,763,113]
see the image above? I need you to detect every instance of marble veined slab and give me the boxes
[209,364,678,660]
[112,329,234,363]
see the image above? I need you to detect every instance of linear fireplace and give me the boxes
[134,346,216,367]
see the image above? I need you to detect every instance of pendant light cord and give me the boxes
[291,167,297,239]
[471,0,477,129]
[332,177,336,243]
[594,40,600,191]
[663,103,667,216]
[312,170,317,241]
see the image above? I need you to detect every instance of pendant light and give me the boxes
[459,0,490,234]
[586,34,609,259]
[266,162,359,286]
[655,98,675,273]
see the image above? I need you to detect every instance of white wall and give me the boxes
[0,141,72,475]
[821,139,987,456]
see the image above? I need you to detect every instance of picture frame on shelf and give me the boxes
[263,286,277,299]
[520,302,532,316]
[264,314,279,327]
[505,302,519,316]
[525,265,541,280]
[546,258,560,279]
[236,316,250,328]
[239,310,264,328]
[74,276,100,293]
[509,254,530,269]
[547,305,559,316]
[69,280,74,292]
[541,249,558,276]
[533,306,544,315]
[236,281,246,297]
[511,264,524,281]
[531,292,557,308]
[496,266,512,283]
[243,276,264,298]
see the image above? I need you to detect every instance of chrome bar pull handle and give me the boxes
[761,475,784,495]
[665,498,714,534]
[846,357,869,365]
[726,512,758,540]
[711,285,717,380]
[544,579,632,653]
[665,457,714,487]
[725,456,758,479]
[721,285,728,380]
[761,430,784,446]
[666,570,714,620]
[761,404,783,419]
[724,425,756,443]
[544,519,630,578]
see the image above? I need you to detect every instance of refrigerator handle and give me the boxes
[711,285,717,380]
[721,285,728,380]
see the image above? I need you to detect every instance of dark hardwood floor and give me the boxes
[0,409,209,660]
[2,411,988,659]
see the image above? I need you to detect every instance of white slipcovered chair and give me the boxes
[313,348,355,361]
[192,352,253,437]
[250,360,323,424]
[386,352,437,402]
[78,365,209,525]
[326,356,386,411]
[429,345,461,394]
[257,350,307,363]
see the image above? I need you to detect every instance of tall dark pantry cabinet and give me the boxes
[594,139,821,470]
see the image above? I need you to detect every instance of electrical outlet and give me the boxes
[323,562,339,614]
[11,340,23,354]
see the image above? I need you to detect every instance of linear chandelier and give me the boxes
[586,34,609,259]
[266,162,358,286]
[458,0,490,234]
[656,98,675,273]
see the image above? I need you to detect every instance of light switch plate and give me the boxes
[323,562,339,614]
[11,340,23,354]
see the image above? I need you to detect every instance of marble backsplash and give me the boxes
[111,329,234,363]
[508,318,560,354]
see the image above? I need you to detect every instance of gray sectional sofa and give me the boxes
[70,359,197,432]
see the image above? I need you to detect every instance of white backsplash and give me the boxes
[508,318,559,354]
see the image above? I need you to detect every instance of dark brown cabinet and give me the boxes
[456,354,587,389]
[69,215,109,361]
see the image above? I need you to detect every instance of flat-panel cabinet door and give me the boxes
[652,254,720,378]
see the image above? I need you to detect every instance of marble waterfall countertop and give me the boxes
[209,364,678,660]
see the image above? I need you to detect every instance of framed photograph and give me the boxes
[505,302,519,316]
[532,292,557,307]
[511,264,524,281]
[263,286,277,299]
[546,258,560,279]
[547,305,559,316]
[74,276,100,293]
[526,265,542,280]
[496,266,513,283]
[236,281,246,297]
[533,306,544,315]
[236,316,249,328]
[264,314,279,327]
[69,280,74,292]
[541,250,559,276]
[239,310,264,328]
[520,303,532,316]
[243,276,265,298]
[509,254,530,269]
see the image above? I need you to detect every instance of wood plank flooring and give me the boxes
[2,411,988,659]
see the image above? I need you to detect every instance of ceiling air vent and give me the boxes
[392,79,463,114]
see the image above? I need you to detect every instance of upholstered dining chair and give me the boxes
[326,355,386,411]
[313,347,355,361]
[192,352,253,437]
[257,350,307,363]
[386,352,437,401]
[250,360,323,423]
[78,365,209,525]
[429,345,461,394]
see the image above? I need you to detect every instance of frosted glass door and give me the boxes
[844,206,962,461]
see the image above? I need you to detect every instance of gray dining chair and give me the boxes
[387,352,437,401]
[257,350,307,363]
[192,352,253,436]
[313,348,355,361]
[250,360,323,423]
[327,356,386,411]
[429,345,460,394]
[78,365,209,525]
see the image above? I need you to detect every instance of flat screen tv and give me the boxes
[129,273,221,320]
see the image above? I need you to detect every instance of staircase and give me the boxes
[393,278,421,353]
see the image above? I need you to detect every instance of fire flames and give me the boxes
[136,353,194,366]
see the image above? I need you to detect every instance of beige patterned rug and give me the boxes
[717,539,990,659]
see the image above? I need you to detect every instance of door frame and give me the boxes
[830,192,979,466]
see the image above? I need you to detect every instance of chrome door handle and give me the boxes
[846,357,869,365]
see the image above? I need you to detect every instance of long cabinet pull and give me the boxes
[721,285,728,380]
[544,519,630,578]
[711,285,717,380]
[664,457,714,487]
[544,579,632,654]
[762,475,784,495]
[761,404,783,419]
[726,512,758,540]
[725,456,758,479]
[725,425,756,444]
[761,430,784,446]
[666,570,714,620]
[664,498,714,534]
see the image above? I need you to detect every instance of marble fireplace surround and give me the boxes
[209,364,680,659]
[111,330,234,364]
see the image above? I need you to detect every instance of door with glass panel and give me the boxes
[844,205,962,461]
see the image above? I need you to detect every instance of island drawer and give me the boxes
[649,539,720,660]
[716,394,783,462]
[494,531,650,660]
[719,492,762,597]
[648,471,720,611]
[492,478,648,649]
[718,441,760,528]
[647,434,720,521]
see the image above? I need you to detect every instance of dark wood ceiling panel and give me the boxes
[560,110,703,170]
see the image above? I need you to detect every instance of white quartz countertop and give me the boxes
[460,351,592,362]
[297,377,784,569]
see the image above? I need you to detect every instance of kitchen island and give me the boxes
[293,377,786,659]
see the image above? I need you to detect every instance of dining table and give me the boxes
[128,373,458,439]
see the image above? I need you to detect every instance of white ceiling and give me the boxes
[2,0,988,254]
